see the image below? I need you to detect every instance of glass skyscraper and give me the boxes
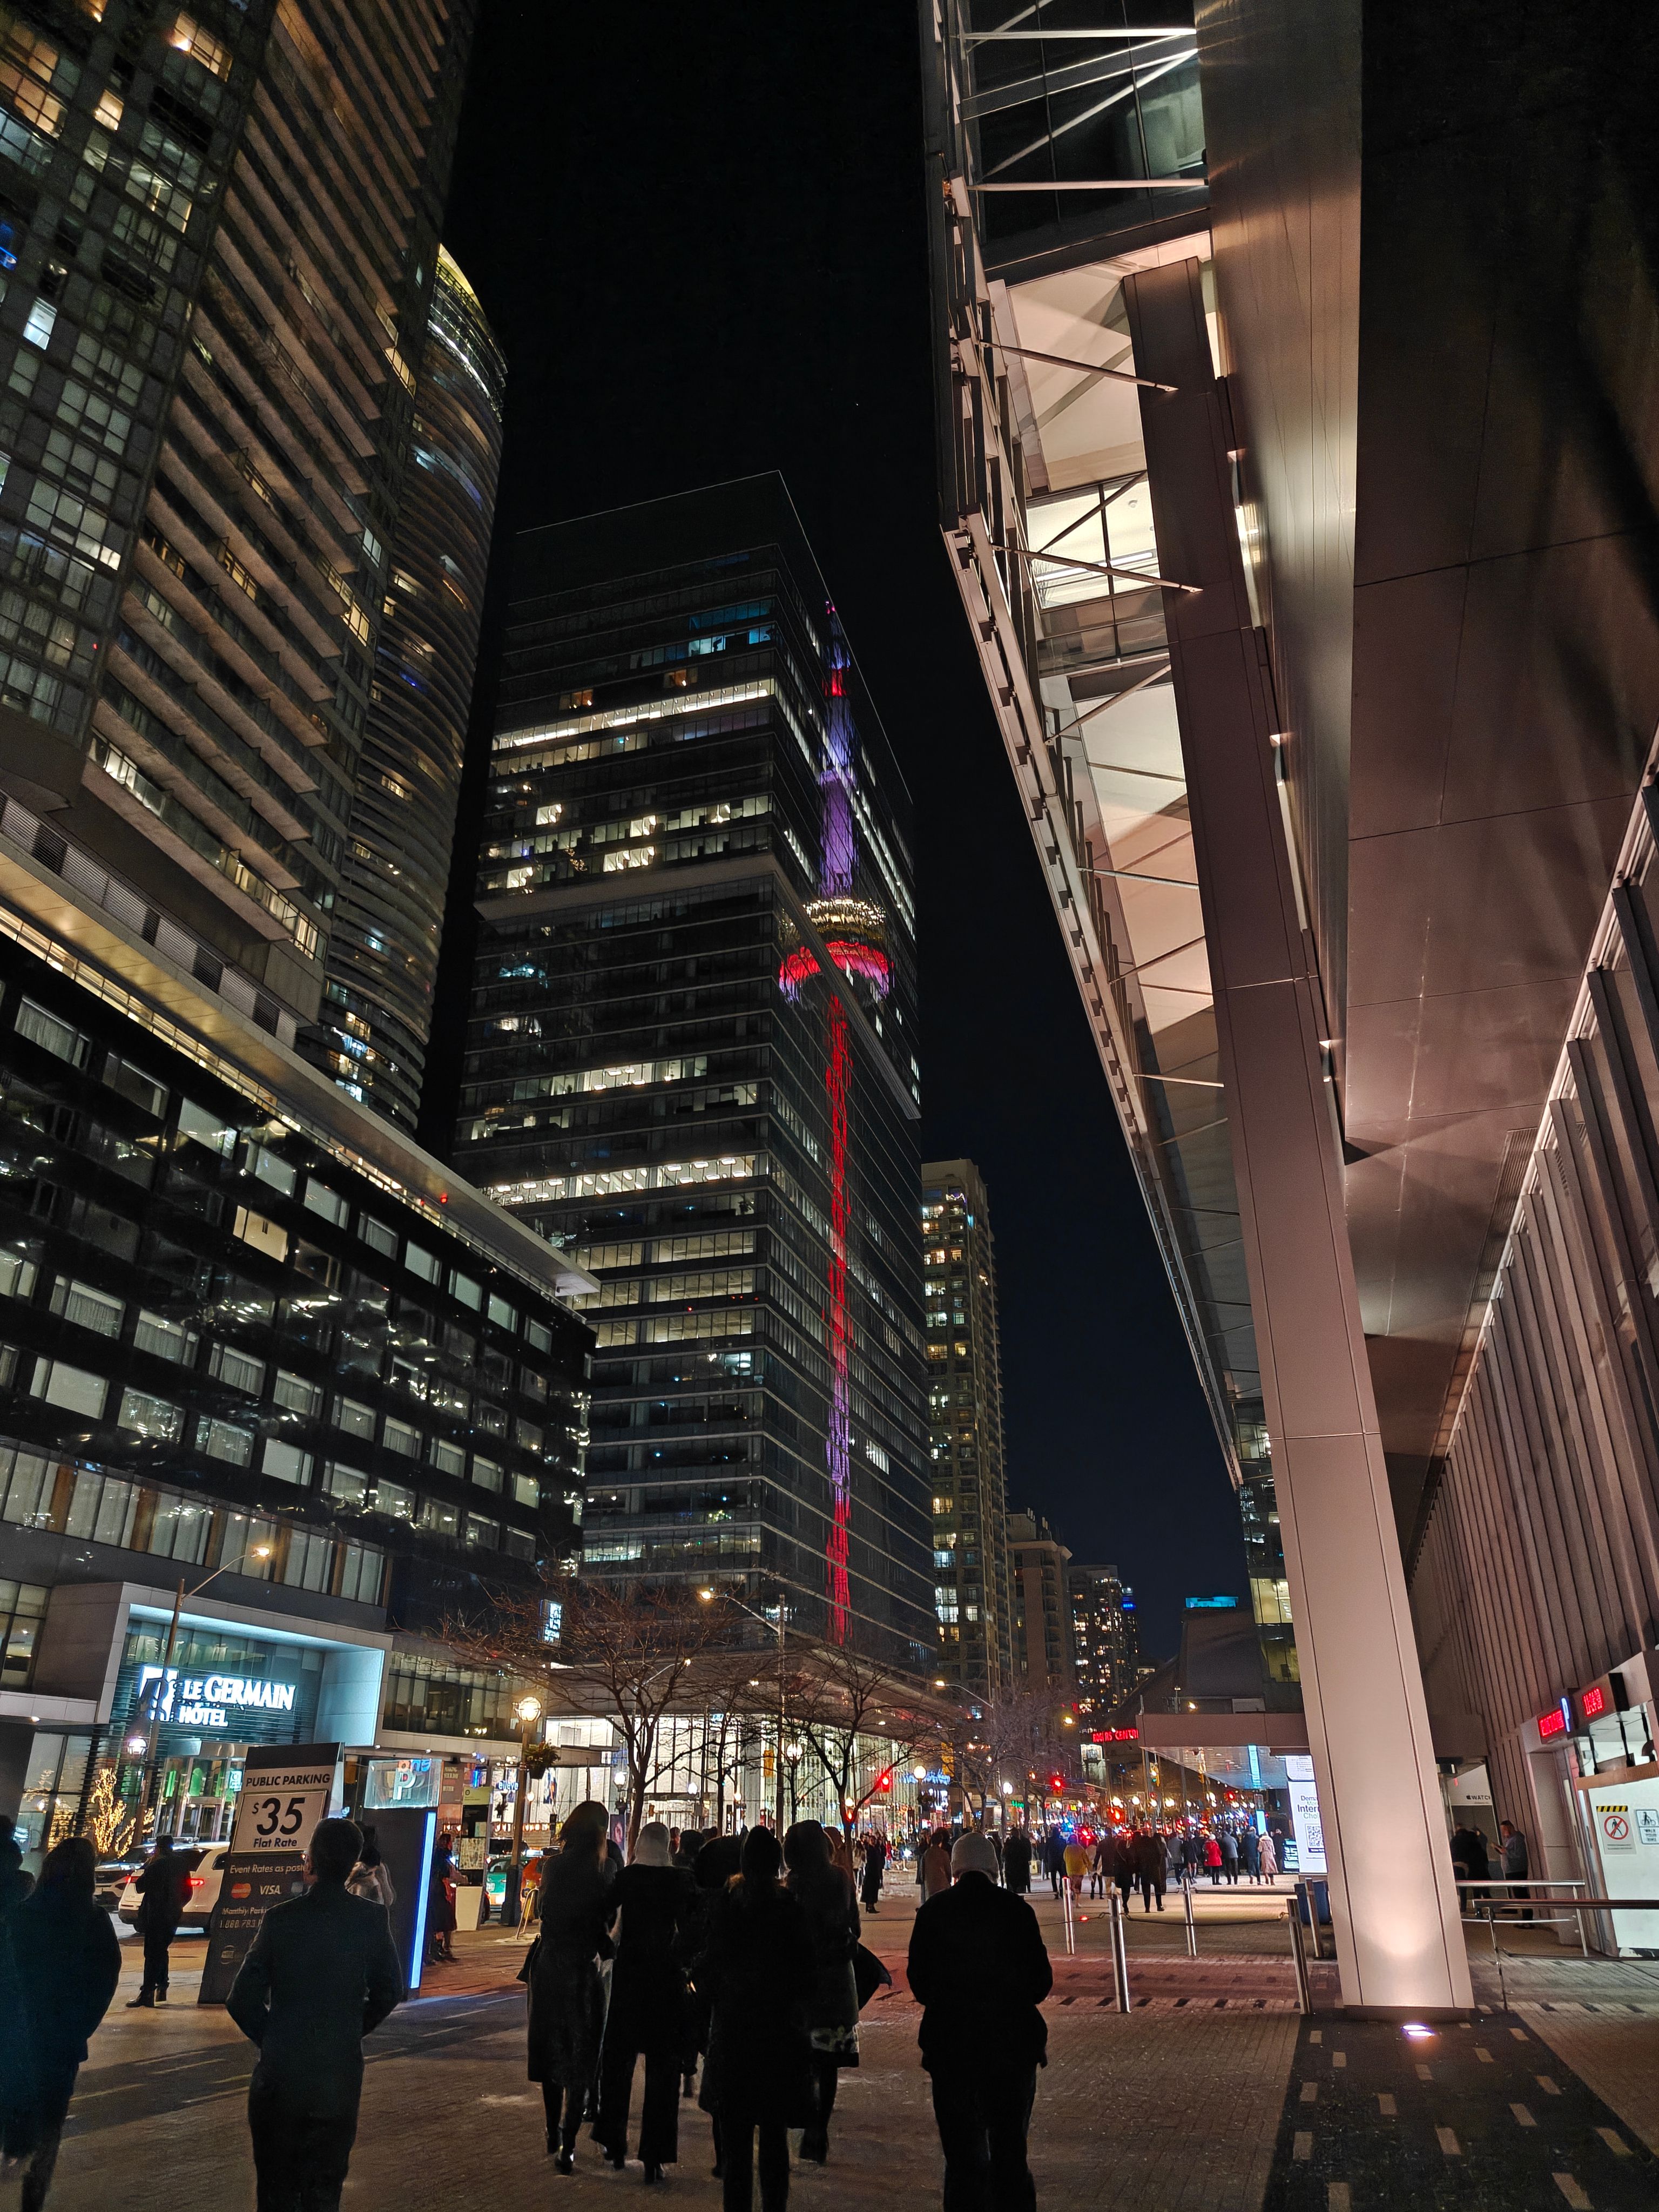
[921,1157,1013,1694]
[455,477,936,1670]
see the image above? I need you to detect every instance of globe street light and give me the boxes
[503,1694,545,1932]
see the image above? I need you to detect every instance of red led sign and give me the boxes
[1581,1684,1607,1719]
[1537,1702,1570,1742]
[1090,1728,1140,1743]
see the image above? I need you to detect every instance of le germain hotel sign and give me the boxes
[136,1663,298,1731]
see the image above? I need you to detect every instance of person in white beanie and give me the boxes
[907,1830,1051,2212]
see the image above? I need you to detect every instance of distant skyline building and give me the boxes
[1007,1506,1075,1699]
[921,1158,1012,1694]
[319,246,505,1131]
[1068,1562,1139,1719]
[452,477,936,1669]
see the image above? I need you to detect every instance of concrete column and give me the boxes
[0,1717,32,1828]
[1124,259,1472,2014]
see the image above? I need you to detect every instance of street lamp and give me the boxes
[700,1584,789,1829]
[784,1740,803,1823]
[138,1547,272,1839]
[505,1693,544,1931]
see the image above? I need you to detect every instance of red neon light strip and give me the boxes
[825,995,852,1642]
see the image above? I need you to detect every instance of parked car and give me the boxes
[484,1850,542,1913]
[117,1845,227,1931]
[94,1858,143,1914]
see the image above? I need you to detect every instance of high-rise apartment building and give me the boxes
[319,246,505,1131]
[1007,1507,1074,1699]
[453,477,936,1670]
[1068,1561,1139,1719]
[0,2,596,1872]
[921,1157,1011,1693]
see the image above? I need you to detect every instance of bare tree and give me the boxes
[441,1575,741,1853]
[790,1638,941,1842]
[956,1683,1077,1823]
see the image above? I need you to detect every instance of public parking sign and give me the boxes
[199,1743,339,2006]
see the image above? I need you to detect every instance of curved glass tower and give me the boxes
[317,247,505,1129]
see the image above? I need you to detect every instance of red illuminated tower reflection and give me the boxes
[778,618,889,1642]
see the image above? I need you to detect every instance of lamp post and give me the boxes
[505,1694,544,1931]
[785,1740,802,1824]
[138,1548,271,1840]
[700,1585,788,1829]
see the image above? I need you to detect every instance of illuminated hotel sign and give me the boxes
[1536,1698,1572,1742]
[137,1664,298,1731]
[1090,1728,1139,1743]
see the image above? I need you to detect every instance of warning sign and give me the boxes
[1600,1807,1635,1853]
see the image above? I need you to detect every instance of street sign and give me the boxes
[199,1743,339,2006]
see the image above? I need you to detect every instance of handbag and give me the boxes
[515,1935,541,1984]
[852,1942,891,2011]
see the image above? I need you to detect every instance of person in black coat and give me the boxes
[1,1837,120,2212]
[1002,1828,1031,1896]
[595,1822,691,2182]
[1133,1827,1166,1913]
[693,1826,815,2212]
[127,1833,189,2007]
[227,1817,402,2212]
[858,1832,886,1913]
[908,1831,1051,2212]
[783,1821,860,2165]
[526,1800,616,2171]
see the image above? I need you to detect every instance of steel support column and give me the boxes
[1124,257,1471,2014]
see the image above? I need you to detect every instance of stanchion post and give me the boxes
[1109,1888,1132,2014]
[1183,1873,1197,1959]
[1286,1896,1312,2017]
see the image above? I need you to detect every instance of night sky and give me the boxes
[433,3,1243,1658]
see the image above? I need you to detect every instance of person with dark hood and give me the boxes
[858,1830,886,1914]
[694,1825,815,2212]
[127,1832,188,2008]
[346,1827,395,1913]
[1041,1826,1067,1896]
[227,1817,401,2212]
[908,1832,1051,2212]
[527,1800,615,2171]
[783,1821,859,2165]
[594,1822,691,2183]
[1002,1827,1031,1896]
[684,1832,740,2112]
[1,1837,120,2212]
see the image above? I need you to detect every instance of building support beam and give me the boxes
[1124,257,1472,2015]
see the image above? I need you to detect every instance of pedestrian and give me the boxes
[1,1837,120,2212]
[595,1822,691,2183]
[827,1827,855,1886]
[685,1832,741,2114]
[989,1830,1004,1879]
[693,1824,815,2212]
[1257,1828,1278,1883]
[428,1830,458,1961]
[908,1831,1050,2212]
[1002,1827,1031,1897]
[859,1831,886,1915]
[526,1802,616,2171]
[1240,1826,1261,1883]
[1449,1823,1489,1907]
[227,1817,401,2212]
[1203,1831,1223,1886]
[1499,1820,1531,1920]
[1181,1828,1203,1883]
[1220,1829,1239,1886]
[346,1826,395,1913]
[0,1833,32,1918]
[922,1828,953,1900]
[1089,1833,1109,1900]
[1061,1833,1088,1896]
[1042,1827,1067,1897]
[1111,1830,1135,1910]
[126,1833,188,2008]
[784,1820,860,2166]
[1133,1826,1165,1913]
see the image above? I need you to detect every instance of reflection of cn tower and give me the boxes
[778,618,889,1643]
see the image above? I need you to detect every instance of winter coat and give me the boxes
[1241,1829,1260,1876]
[1219,1831,1239,1869]
[1181,1832,1203,1873]
[1203,1836,1223,1870]
[1062,1843,1088,1882]
[1002,1833,1032,1893]
[602,1862,690,2054]
[227,1881,401,2120]
[525,1848,614,2089]
[1500,1831,1529,1880]
[133,1849,190,1936]
[1258,1832,1278,1878]
[347,1862,396,1912]
[427,1844,457,1937]
[922,1841,952,1898]
[693,1877,815,2125]
[1041,1830,1068,1876]
[1,1878,120,2154]
[1133,1831,1165,1885]
[908,1873,1051,2081]
[787,1864,860,2051]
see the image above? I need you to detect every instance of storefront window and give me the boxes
[0,1578,46,1689]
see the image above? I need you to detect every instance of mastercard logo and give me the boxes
[231,1882,252,1900]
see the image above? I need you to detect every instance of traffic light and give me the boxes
[875,1768,893,1793]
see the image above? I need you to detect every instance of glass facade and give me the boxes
[920,0,1296,1684]
[319,246,505,1130]
[921,1159,1013,1693]
[1007,1509,1075,1696]
[1067,1561,1139,1718]
[0,924,589,1622]
[455,480,935,1670]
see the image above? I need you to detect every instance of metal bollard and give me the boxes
[1109,1888,1132,2014]
[1286,1896,1312,2015]
[1061,1876,1076,1957]
[1183,1873,1198,1959]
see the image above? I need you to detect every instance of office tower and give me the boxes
[0,2,596,1871]
[318,247,505,1130]
[921,1157,1012,1692]
[454,476,936,1670]
[1007,1507,1074,1699]
[922,1,1659,2006]
[1068,1562,1138,1719]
